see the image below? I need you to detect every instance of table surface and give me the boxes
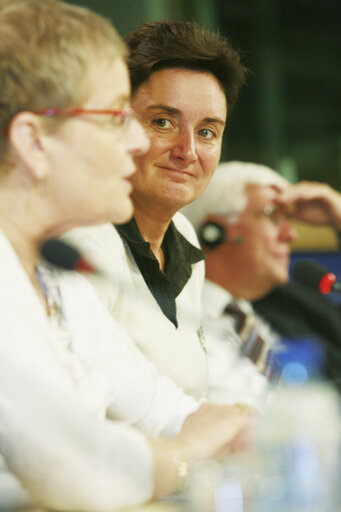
[28,500,184,512]
[121,502,184,512]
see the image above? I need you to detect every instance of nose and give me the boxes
[126,117,150,156]
[279,217,298,243]
[170,128,197,165]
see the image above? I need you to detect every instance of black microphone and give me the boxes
[40,238,96,273]
[293,259,341,294]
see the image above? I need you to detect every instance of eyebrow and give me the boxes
[146,104,226,126]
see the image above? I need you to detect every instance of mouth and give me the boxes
[156,165,195,178]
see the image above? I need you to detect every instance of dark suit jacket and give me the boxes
[253,281,341,392]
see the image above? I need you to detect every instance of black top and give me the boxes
[115,217,204,328]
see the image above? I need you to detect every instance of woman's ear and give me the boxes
[8,112,49,182]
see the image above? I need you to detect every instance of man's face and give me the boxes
[225,185,298,298]
[130,67,227,216]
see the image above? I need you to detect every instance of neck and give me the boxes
[205,252,267,302]
[0,215,51,312]
[133,206,173,270]
[0,181,55,308]
[0,217,39,277]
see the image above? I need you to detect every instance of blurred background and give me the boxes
[66,0,341,189]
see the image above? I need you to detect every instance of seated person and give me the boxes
[183,161,341,406]
[63,18,247,400]
[0,3,252,511]
[253,180,341,391]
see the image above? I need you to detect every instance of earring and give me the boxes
[34,175,51,195]
[232,236,244,245]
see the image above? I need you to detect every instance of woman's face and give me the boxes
[130,68,227,216]
[47,57,149,230]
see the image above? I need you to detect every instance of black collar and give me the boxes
[115,217,204,327]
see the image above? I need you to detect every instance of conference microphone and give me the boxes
[40,238,96,273]
[293,259,341,294]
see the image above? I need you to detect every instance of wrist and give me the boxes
[172,450,189,492]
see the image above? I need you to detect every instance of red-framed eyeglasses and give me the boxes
[3,107,134,137]
[33,107,134,127]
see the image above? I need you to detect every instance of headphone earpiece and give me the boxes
[198,221,226,249]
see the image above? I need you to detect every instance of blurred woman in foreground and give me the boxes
[0,1,252,510]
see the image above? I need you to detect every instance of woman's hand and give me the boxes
[178,402,256,460]
[149,401,256,499]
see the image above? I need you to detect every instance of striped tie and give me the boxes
[224,301,281,383]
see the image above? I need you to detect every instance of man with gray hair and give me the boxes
[182,161,341,405]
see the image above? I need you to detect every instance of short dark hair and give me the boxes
[125,20,247,112]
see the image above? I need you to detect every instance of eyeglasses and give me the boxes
[247,204,290,225]
[3,107,134,137]
[32,107,134,128]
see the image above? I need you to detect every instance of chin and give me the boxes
[111,201,134,225]
[161,181,193,202]
[271,260,290,284]
[274,271,289,286]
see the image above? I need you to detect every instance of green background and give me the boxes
[65,0,341,189]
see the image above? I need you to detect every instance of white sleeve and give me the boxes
[0,455,34,511]
[61,272,199,438]
[103,316,200,437]
[0,307,154,511]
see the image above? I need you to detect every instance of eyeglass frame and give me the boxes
[3,107,134,136]
[245,204,292,225]
[33,107,134,126]
[220,204,291,226]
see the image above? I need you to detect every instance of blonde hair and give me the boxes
[0,0,126,161]
[182,161,288,230]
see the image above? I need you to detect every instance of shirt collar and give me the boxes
[203,280,254,318]
[115,217,204,266]
[115,217,151,257]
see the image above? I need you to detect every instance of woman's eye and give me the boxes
[198,128,216,140]
[152,118,172,129]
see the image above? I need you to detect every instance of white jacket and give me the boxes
[64,213,207,399]
[0,229,198,510]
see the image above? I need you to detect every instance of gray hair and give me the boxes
[182,161,288,231]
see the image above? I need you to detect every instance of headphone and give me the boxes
[198,221,226,249]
